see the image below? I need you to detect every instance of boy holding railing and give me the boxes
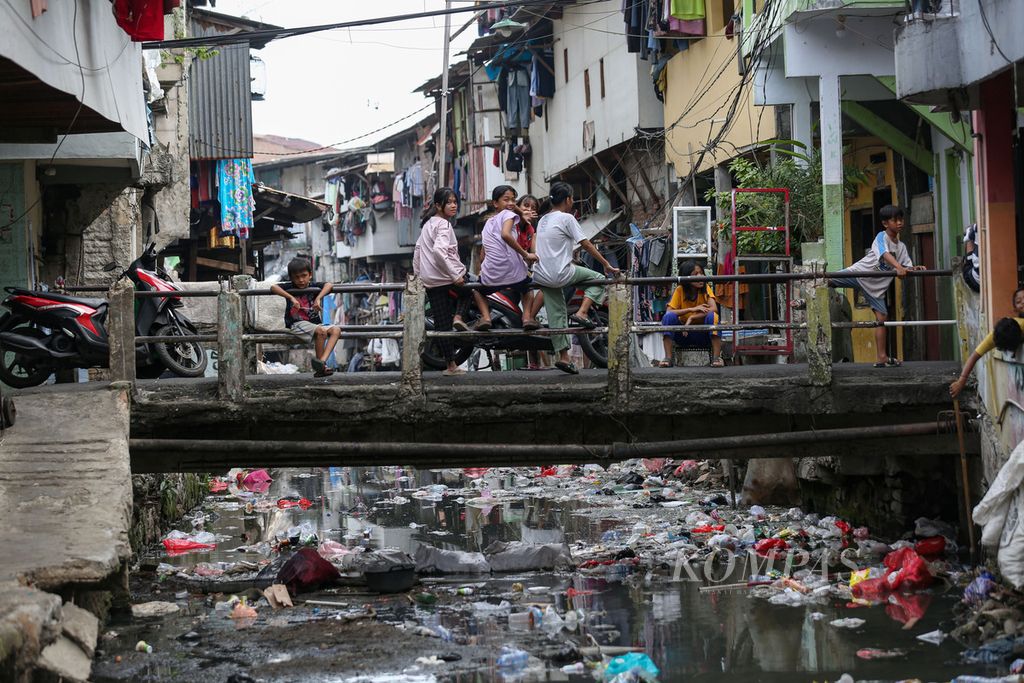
[829,205,925,368]
[270,257,339,378]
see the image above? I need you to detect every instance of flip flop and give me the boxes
[311,359,326,374]
[655,360,673,368]
[452,320,469,332]
[710,357,725,368]
[523,319,541,331]
[314,366,335,378]
[472,319,493,332]
[442,368,466,376]
[886,357,903,367]
[873,362,887,368]
[555,361,579,375]
[569,314,596,329]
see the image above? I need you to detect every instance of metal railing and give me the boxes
[103,269,955,400]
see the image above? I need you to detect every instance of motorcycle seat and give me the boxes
[7,288,106,310]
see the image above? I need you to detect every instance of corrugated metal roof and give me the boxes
[188,15,254,160]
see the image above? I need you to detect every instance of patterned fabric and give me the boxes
[217,159,255,239]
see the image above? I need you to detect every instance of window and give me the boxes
[599,58,606,99]
[584,69,591,107]
[563,48,569,83]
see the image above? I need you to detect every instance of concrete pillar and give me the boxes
[217,282,245,402]
[791,89,814,163]
[606,282,632,403]
[819,73,844,271]
[400,275,425,398]
[231,275,254,375]
[806,285,832,386]
[107,279,136,384]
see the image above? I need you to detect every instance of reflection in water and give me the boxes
[155,466,991,682]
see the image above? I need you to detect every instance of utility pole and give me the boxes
[436,0,453,189]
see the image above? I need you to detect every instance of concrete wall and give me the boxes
[148,60,192,250]
[895,0,1024,106]
[537,0,663,176]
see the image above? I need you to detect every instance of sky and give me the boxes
[213,0,480,150]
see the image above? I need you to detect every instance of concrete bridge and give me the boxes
[9,359,969,472]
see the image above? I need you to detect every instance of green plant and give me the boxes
[705,141,868,256]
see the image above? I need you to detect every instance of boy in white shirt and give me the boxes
[830,205,924,367]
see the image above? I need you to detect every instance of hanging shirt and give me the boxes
[413,216,466,288]
[407,162,424,197]
[216,159,255,239]
[481,209,527,286]
[533,210,587,288]
[844,230,914,300]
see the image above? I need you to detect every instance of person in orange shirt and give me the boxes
[656,260,723,368]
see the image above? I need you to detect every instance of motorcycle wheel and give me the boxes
[151,323,208,377]
[576,309,609,369]
[0,326,54,388]
[420,319,474,371]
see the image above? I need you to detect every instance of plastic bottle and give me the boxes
[508,612,531,631]
[455,587,474,596]
[563,609,579,632]
[134,640,153,653]
[496,647,529,670]
[561,662,585,674]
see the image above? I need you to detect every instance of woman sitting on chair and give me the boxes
[657,259,723,368]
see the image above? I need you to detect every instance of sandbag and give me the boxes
[484,541,573,572]
[974,440,1024,588]
[413,544,490,574]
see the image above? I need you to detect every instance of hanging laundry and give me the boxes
[506,67,531,132]
[670,0,706,21]
[407,161,424,198]
[113,0,176,41]
[216,159,255,239]
[530,48,556,99]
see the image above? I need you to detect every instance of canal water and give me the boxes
[92,466,999,682]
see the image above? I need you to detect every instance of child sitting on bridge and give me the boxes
[270,257,339,378]
[829,205,925,368]
[950,287,1024,398]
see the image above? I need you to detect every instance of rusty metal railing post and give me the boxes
[607,281,632,403]
[218,280,245,401]
[107,278,136,385]
[400,275,424,398]
[806,284,832,386]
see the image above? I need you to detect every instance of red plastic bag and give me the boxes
[914,536,946,557]
[691,525,726,533]
[276,548,340,595]
[163,538,216,554]
[277,498,313,510]
[883,548,933,590]
[463,468,490,479]
[209,479,229,492]
[851,577,889,602]
[754,538,789,557]
[539,466,558,477]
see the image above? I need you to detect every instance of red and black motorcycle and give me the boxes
[0,243,207,388]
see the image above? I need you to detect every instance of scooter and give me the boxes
[0,243,208,388]
[421,286,608,370]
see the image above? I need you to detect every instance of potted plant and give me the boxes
[705,140,868,262]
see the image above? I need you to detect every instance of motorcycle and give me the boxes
[421,286,608,371]
[0,243,208,388]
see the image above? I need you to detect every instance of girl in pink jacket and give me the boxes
[413,187,485,375]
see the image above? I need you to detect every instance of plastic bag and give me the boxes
[162,530,217,554]
[276,548,340,595]
[484,541,573,572]
[914,535,947,557]
[754,538,789,557]
[964,571,998,605]
[883,547,933,590]
[604,652,660,681]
